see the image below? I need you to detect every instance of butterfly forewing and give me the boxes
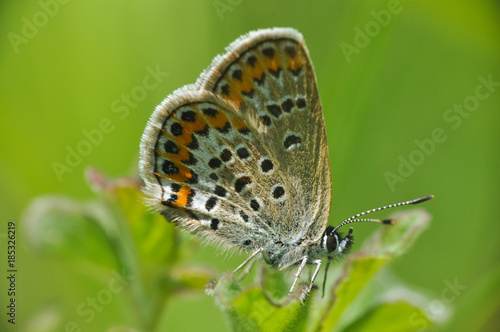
[201,28,332,243]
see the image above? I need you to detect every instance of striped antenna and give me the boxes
[331,195,434,234]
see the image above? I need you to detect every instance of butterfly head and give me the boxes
[322,226,354,259]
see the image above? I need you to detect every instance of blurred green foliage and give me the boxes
[1,0,499,331]
[18,170,435,331]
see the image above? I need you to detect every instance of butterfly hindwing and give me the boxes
[141,88,283,251]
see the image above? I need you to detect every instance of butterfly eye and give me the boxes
[322,226,338,254]
[326,233,338,253]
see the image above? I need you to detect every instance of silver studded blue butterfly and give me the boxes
[139,27,433,300]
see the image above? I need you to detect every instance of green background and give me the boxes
[1,0,499,331]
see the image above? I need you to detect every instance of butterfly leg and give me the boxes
[233,248,263,276]
[207,249,264,295]
[236,257,256,282]
[305,259,322,297]
[288,256,309,295]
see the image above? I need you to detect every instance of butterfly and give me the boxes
[139,27,433,301]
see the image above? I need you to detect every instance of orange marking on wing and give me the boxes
[156,146,190,164]
[168,169,191,183]
[226,86,244,105]
[173,186,191,207]
[265,54,281,72]
[183,106,208,132]
[154,161,192,183]
[207,109,230,129]
[233,73,254,95]
[232,119,249,132]
[173,129,193,146]
[247,60,265,79]
[184,120,206,132]
[288,54,304,71]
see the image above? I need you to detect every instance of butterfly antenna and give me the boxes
[331,195,434,233]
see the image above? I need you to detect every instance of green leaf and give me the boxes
[22,196,120,270]
[83,169,215,328]
[167,264,217,293]
[227,287,309,332]
[86,168,181,267]
[315,254,388,331]
[342,301,432,332]
[111,180,179,266]
[209,266,310,332]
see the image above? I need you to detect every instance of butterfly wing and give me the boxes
[139,28,331,254]
[200,28,332,243]
[140,88,279,251]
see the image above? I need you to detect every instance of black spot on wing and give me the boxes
[262,47,275,58]
[266,104,282,118]
[281,98,294,113]
[232,69,243,81]
[250,199,260,211]
[269,67,282,78]
[272,185,285,199]
[247,55,257,67]
[205,197,218,211]
[203,107,218,117]
[186,134,199,150]
[170,122,183,136]
[164,140,179,154]
[237,147,250,160]
[162,160,179,175]
[181,110,196,122]
[235,176,251,193]
[214,185,227,197]
[171,183,181,193]
[220,149,232,162]
[210,218,220,230]
[208,158,222,169]
[260,159,274,173]
[296,98,306,109]
[239,210,249,222]
[284,134,302,150]
[260,115,271,127]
